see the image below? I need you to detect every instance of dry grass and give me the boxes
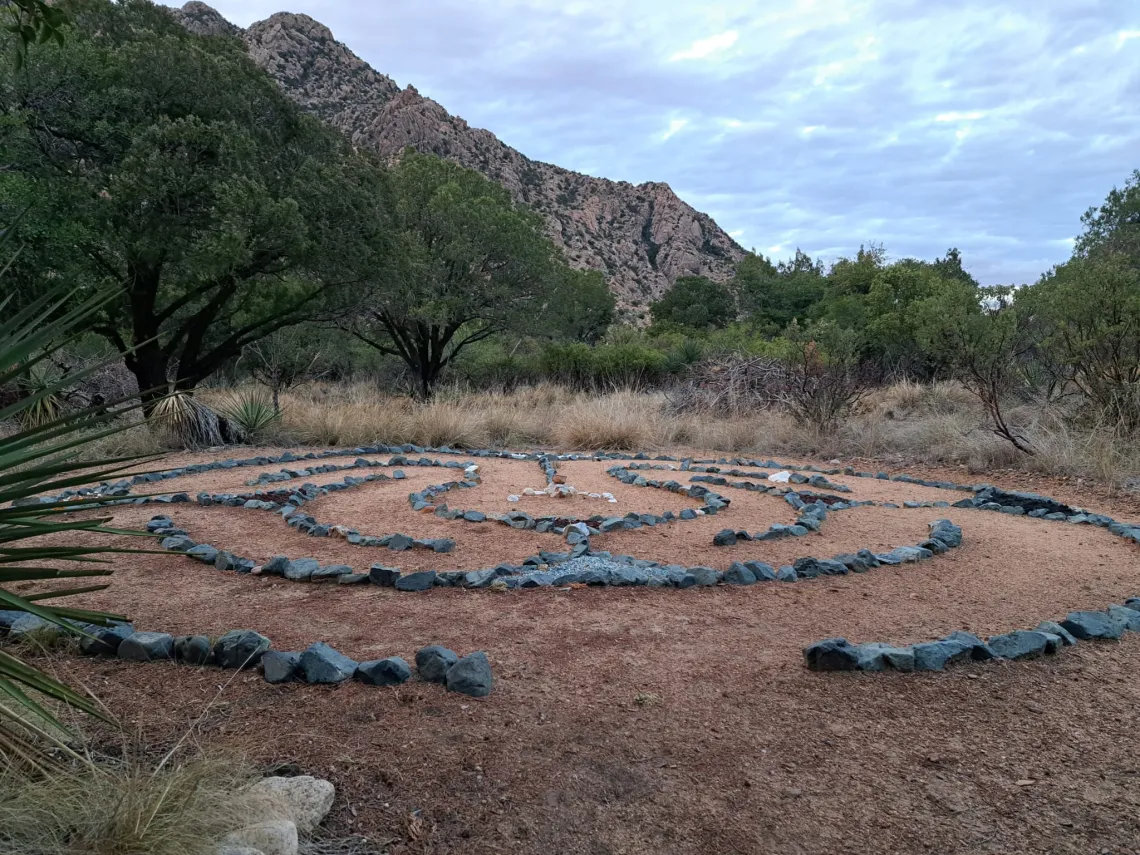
[53,380,1140,490]
[0,750,254,855]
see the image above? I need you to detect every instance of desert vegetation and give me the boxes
[4,3,1140,854]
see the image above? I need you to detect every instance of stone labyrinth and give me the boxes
[21,444,1140,681]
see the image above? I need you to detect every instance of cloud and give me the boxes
[669,30,739,62]
[175,0,1140,286]
[661,118,688,141]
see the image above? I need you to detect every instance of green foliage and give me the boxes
[3,0,68,69]
[734,250,825,332]
[650,276,736,331]
[1023,252,1140,431]
[916,281,1035,453]
[0,285,158,767]
[542,268,616,344]
[0,0,387,401]
[539,342,667,390]
[215,387,280,441]
[776,320,872,432]
[352,150,566,398]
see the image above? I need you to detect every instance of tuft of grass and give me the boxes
[213,386,281,442]
[0,751,255,855]
[634,692,660,708]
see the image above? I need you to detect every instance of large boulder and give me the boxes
[299,642,357,684]
[446,652,494,697]
[117,631,174,662]
[355,657,412,687]
[213,630,271,669]
[242,775,335,834]
[415,645,458,683]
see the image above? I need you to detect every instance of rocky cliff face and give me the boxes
[175,3,746,310]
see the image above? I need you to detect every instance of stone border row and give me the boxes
[0,610,493,696]
[804,599,1140,673]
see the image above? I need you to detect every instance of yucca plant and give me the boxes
[0,286,159,769]
[214,386,280,442]
[150,389,225,448]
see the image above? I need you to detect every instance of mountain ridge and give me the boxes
[175,2,747,311]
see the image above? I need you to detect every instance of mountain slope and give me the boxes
[176,2,746,310]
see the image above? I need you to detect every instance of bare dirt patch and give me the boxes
[29,447,1140,854]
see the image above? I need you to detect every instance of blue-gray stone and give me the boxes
[608,566,649,586]
[445,651,493,697]
[284,558,320,581]
[161,535,194,552]
[1060,611,1126,640]
[723,563,756,585]
[854,643,916,672]
[944,630,995,660]
[665,568,697,588]
[793,557,849,578]
[929,520,963,548]
[1125,598,1140,612]
[520,572,556,588]
[396,571,437,592]
[6,613,49,637]
[118,631,174,662]
[776,565,797,582]
[743,560,778,581]
[877,546,933,565]
[79,623,134,655]
[300,642,357,684]
[186,544,219,563]
[987,630,1051,660]
[312,564,353,581]
[387,534,413,552]
[1107,604,1140,632]
[262,650,301,684]
[912,638,973,671]
[804,637,859,671]
[173,635,212,665]
[416,645,458,683]
[355,657,412,686]
[463,510,486,522]
[688,566,721,586]
[1034,621,1078,647]
[463,569,499,588]
[213,629,271,669]
[679,508,698,520]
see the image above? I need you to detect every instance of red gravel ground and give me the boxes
[23,447,1140,855]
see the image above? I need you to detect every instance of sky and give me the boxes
[188,0,1138,285]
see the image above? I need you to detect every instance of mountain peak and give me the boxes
[173,5,744,309]
[176,2,239,37]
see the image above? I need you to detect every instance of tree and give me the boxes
[0,0,387,408]
[917,280,1036,454]
[735,250,825,332]
[542,268,615,344]
[349,150,563,399]
[650,276,736,330]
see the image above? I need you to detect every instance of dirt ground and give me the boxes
[26,447,1140,854]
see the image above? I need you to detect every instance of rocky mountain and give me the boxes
[175,2,746,311]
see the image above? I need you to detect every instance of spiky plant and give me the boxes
[150,389,225,448]
[214,387,280,442]
[0,287,157,769]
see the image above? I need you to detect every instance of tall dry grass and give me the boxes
[0,750,254,855]
[65,380,1140,489]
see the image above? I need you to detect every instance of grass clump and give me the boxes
[0,751,254,855]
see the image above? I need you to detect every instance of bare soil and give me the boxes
[28,447,1140,854]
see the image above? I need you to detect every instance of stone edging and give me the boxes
[804,599,1140,673]
[0,611,493,696]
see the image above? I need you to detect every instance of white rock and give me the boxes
[214,845,264,855]
[242,776,335,833]
[768,470,792,483]
[222,820,297,855]
[507,495,520,502]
